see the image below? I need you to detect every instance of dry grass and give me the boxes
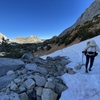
[34,40,80,57]
[34,44,66,57]
[34,17,100,57]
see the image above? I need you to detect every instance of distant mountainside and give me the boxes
[59,0,100,37]
[44,13,100,51]
[11,36,43,44]
[0,33,43,44]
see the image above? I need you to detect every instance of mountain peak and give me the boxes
[11,36,43,44]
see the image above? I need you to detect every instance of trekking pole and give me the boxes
[82,53,84,65]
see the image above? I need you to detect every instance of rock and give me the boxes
[36,67,47,75]
[0,92,20,100]
[25,63,47,75]
[66,68,76,74]
[35,86,43,96]
[20,92,29,100]
[25,63,37,71]
[74,64,84,70]
[0,58,24,77]
[33,75,46,87]
[10,81,18,91]
[24,78,35,90]
[41,88,58,100]
[21,53,34,60]
[19,84,26,93]
[7,70,14,75]
[44,81,55,90]
[27,89,37,100]
[14,78,22,84]
[55,82,68,95]
[0,75,15,90]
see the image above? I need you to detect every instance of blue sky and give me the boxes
[0,0,94,39]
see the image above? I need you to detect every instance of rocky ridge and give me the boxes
[0,33,43,44]
[11,36,43,44]
[59,0,100,37]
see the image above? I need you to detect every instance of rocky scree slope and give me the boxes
[0,53,75,100]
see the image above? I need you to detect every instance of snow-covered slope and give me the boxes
[41,35,100,100]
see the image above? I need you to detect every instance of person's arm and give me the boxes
[82,44,90,55]
[82,47,87,54]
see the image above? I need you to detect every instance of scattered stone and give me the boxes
[21,53,34,61]
[20,92,29,100]
[41,88,58,100]
[7,70,14,75]
[24,78,35,89]
[66,67,76,74]
[0,55,70,100]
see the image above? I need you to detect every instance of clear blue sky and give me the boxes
[0,0,94,39]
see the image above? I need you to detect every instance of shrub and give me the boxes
[46,45,51,50]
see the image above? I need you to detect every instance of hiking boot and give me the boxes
[86,70,88,73]
[89,68,91,71]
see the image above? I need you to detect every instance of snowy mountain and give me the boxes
[59,0,100,37]
[41,35,100,100]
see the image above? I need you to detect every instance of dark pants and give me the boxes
[85,55,95,70]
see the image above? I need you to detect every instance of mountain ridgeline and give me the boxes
[59,0,100,37]
[0,33,43,44]
[11,36,43,44]
[44,0,100,47]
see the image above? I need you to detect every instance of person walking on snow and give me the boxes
[82,40,100,73]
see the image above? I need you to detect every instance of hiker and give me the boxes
[82,40,100,73]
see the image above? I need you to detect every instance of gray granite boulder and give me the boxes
[0,58,24,77]
[0,74,15,89]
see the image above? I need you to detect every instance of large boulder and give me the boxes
[0,74,15,89]
[0,58,24,77]
[41,88,58,100]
